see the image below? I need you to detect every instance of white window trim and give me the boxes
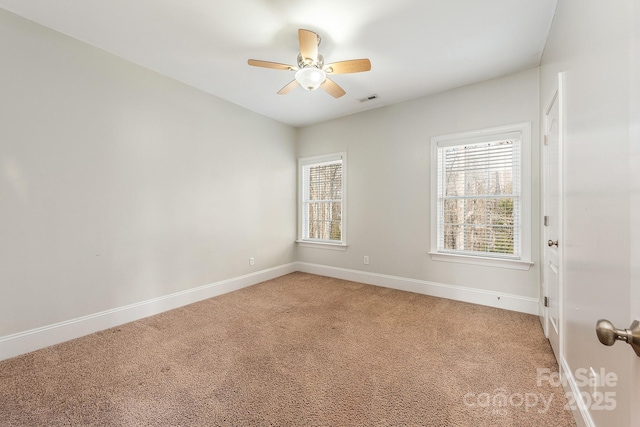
[429,123,533,270]
[296,240,348,251]
[297,152,347,249]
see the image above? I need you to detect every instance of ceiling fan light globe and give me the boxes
[295,67,326,91]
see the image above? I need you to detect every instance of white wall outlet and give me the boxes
[249,257,255,266]
[363,256,369,265]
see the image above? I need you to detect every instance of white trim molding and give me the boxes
[428,251,533,270]
[296,240,348,251]
[296,262,539,315]
[0,263,297,362]
[560,357,595,427]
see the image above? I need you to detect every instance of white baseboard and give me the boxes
[0,262,539,362]
[296,262,539,315]
[560,357,594,427]
[0,263,297,362]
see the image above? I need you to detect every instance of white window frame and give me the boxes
[297,152,347,250]
[429,123,533,270]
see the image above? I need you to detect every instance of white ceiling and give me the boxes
[0,0,557,128]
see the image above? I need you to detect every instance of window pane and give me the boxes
[443,224,463,251]
[442,197,515,255]
[445,141,514,197]
[307,202,342,241]
[308,220,342,240]
[308,163,342,201]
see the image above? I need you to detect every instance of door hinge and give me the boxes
[544,135,549,145]
[544,216,549,226]
[544,296,549,308]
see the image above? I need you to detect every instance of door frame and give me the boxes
[541,72,565,362]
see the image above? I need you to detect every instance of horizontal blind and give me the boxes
[438,138,521,258]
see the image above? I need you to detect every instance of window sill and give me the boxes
[296,240,348,251]
[428,252,533,270]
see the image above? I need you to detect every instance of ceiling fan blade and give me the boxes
[298,29,319,63]
[277,80,300,95]
[324,59,371,74]
[248,59,296,71]
[321,78,346,98]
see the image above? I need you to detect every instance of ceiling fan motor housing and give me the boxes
[298,53,324,70]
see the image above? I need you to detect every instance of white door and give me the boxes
[630,11,640,423]
[593,7,639,424]
[543,79,562,359]
[631,250,639,427]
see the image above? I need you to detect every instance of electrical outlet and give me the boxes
[363,256,369,265]
[249,257,255,266]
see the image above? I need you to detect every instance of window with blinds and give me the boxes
[299,153,346,244]
[436,132,522,259]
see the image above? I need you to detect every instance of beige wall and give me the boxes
[297,67,541,299]
[0,8,297,337]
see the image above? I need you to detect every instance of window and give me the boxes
[298,152,346,248]
[430,123,532,270]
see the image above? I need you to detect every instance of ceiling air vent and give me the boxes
[358,94,378,103]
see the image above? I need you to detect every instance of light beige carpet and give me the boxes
[0,272,576,426]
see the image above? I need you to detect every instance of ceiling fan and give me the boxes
[248,29,371,98]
